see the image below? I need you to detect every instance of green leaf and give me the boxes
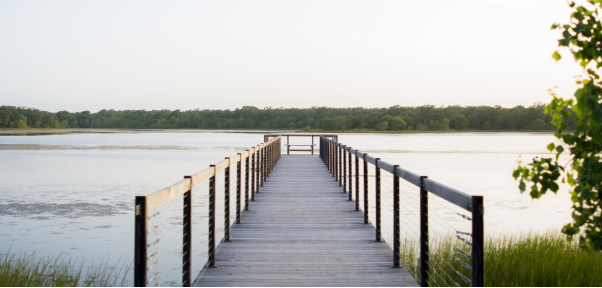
[512,169,520,179]
[556,146,565,153]
[552,51,562,62]
[550,182,559,192]
[547,142,555,151]
[544,105,551,114]
[571,192,579,203]
[519,181,526,192]
[530,186,541,199]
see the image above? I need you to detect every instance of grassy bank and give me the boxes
[400,231,602,286]
[0,251,130,287]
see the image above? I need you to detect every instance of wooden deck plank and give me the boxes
[194,155,418,287]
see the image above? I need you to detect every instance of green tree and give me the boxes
[321,117,335,130]
[374,122,388,131]
[451,114,469,130]
[0,105,556,132]
[429,120,443,130]
[493,115,504,130]
[16,114,28,128]
[514,0,602,250]
[389,116,407,131]
[482,121,492,130]
[333,115,348,130]
[442,119,450,131]
[530,119,548,131]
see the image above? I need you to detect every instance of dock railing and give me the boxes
[320,136,484,287]
[134,136,281,287]
[265,134,337,155]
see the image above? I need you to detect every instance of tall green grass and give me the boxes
[0,251,130,287]
[400,231,602,287]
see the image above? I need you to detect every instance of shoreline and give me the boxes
[0,128,557,135]
[0,128,296,135]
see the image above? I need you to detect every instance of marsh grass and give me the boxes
[400,231,602,286]
[0,251,130,287]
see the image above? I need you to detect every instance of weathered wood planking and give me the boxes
[195,155,418,287]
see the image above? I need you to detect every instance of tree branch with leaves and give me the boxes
[514,0,602,250]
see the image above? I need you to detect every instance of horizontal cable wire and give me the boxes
[429,263,461,287]
[425,268,451,287]
[148,194,185,223]
[150,227,185,257]
[427,250,471,285]
[150,205,186,232]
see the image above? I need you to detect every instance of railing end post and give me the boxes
[419,175,429,287]
[134,196,148,287]
[472,196,485,287]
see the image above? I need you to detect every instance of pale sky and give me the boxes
[0,0,583,112]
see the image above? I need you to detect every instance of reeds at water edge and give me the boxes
[399,230,602,287]
[0,250,130,287]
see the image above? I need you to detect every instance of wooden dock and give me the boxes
[195,155,418,287]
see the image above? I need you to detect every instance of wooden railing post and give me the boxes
[333,142,336,177]
[224,158,231,242]
[236,153,242,224]
[355,152,360,211]
[251,148,256,201]
[472,196,485,287]
[258,146,262,188]
[256,146,261,189]
[332,141,335,175]
[392,165,401,268]
[336,144,340,185]
[363,153,369,224]
[375,158,381,242]
[267,143,272,176]
[334,143,341,185]
[320,138,324,162]
[328,140,332,170]
[325,140,332,173]
[182,177,192,286]
[323,138,326,165]
[271,141,275,172]
[208,167,217,268]
[330,142,334,176]
[332,141,335,176]
[255,146,260,194]
[325,138,327,163]
[342,145,347,192]
[134,196,148,287]
[420,176,429,287]
[245,150,250,211]
[348,147,352,201]
[262,145,267,184]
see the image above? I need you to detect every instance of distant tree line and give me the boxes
[0,104,567,131]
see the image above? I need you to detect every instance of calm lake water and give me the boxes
[0,131,571,283]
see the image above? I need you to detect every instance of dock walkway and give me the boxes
[195,155,417,287]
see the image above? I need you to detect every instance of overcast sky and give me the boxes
[0,0,582,112]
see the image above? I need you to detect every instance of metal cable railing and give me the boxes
[134,136,282,287]
[320,136,484,287]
